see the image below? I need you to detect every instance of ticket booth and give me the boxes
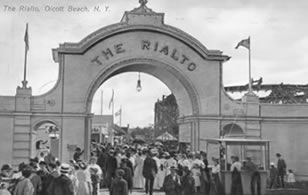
[206,138,270,195]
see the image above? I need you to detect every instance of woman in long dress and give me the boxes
[76,162,92,195]
[157,153,168,189]
[230,156,243,195]
[133,151,145,189]
[152,150,161,190]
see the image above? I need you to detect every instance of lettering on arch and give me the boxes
[90,40,197,71]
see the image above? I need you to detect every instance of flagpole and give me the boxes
[248,36,253,94]
[120,105,122,127]
[100,90,103,115]
[22,23,28,88]
[112,90,114,124]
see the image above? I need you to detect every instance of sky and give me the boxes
[0,0,308,127]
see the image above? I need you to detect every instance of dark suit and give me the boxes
[105,155,118,189]
[163,174,181,195]
[277,158,287,187]
[142,156,157,195]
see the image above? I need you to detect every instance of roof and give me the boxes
[205,138,270,146]
[156,132,177,141]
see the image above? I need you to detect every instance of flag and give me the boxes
[115,108,121,117]
[24,23,29,51]
[235,37,250,50]
[108,89,114,109]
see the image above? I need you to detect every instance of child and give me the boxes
[191,163,201,192]
[287,169,296,188]
[110,169,128,195]
[90,168,99,195]
[73,147,84,162]
[268,162,277,189]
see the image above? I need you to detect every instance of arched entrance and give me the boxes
[85,58,200,117]
[23,2,229,163]
[48,2,228,162]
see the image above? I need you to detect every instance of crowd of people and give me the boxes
[0,141,293,195]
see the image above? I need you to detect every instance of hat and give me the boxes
[116,169,125,177]
[1,164,12,171]
[164,152,170,157]
[151,148,158,154]
[29,157,39,163]
[39,161,47,166]
[60,163,71,174]
[78,161,87,170]
[170,166,177,170]
[182,166,190,173]
[276,153,281,157]
[270,162,275,166]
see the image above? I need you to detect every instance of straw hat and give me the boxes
[1,164,12,171]
[170,166,178,170]
[60,163,71,174]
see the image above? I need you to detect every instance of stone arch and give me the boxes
[84,58,201,117]
[222,123,244,137]
[33,119,58,131]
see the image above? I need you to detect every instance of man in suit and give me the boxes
[142,150,157,195]
[162,166,181,195]
[276,153,287,188]
[105,149,118,191]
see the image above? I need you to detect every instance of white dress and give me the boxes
[133,155,145,188]
[166,158,177,175]
[287,173,296,183]
[153,156,161,189]
[157,158,167,189]
[191,167,201,187]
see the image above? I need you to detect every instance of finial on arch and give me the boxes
[139,0,148,6]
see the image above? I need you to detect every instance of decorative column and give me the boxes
[84,114,94,161]
[13,86,32,167]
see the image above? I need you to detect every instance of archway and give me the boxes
[82,59,198,157]
[49,2,229,161]
[222,123,244,137]
[85,58,200,117]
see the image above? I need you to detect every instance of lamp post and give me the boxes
[136,72,142,92]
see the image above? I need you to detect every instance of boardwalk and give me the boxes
[99,189,165,195]
[98,188,308,195]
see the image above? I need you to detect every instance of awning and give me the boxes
[156,132,177,141]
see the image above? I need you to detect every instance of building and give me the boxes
[91,115,113,144]
[154,94,179,138]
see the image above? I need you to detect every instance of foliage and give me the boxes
[129,125,154,143]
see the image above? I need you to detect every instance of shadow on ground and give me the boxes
[266,188,308,195]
